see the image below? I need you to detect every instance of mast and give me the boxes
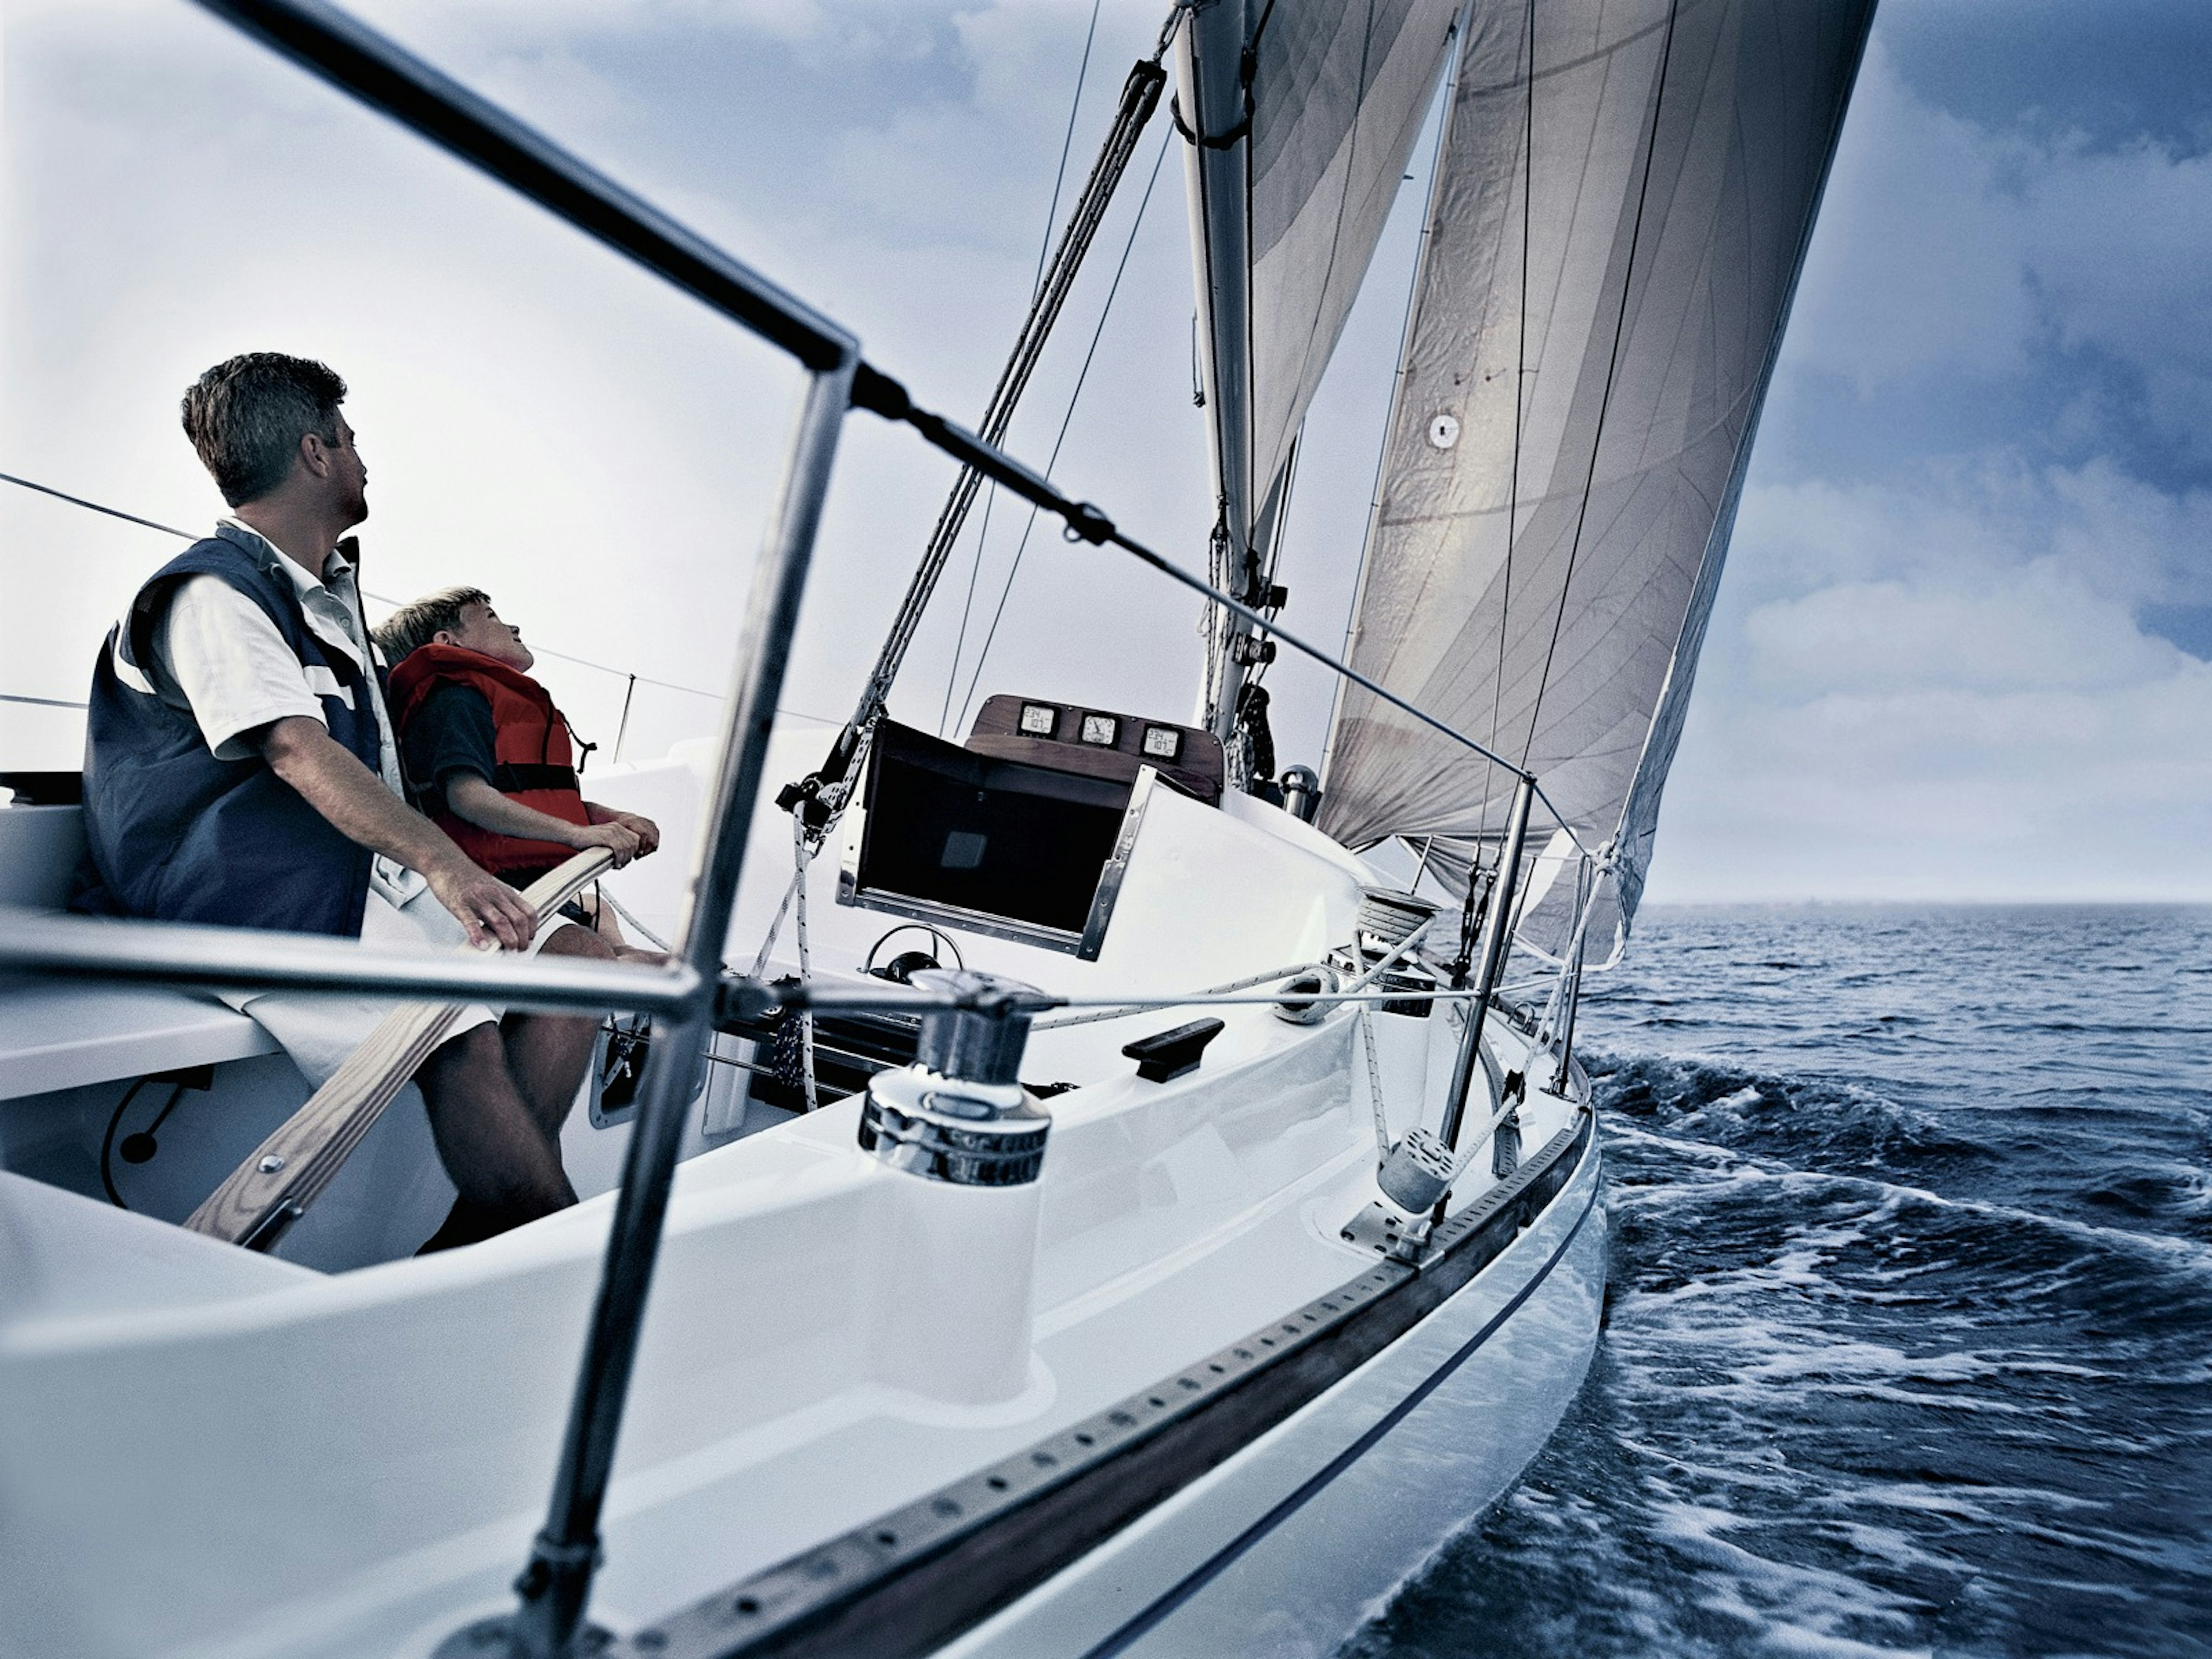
[1176,0,1261,747]
[1175,0,1465,772]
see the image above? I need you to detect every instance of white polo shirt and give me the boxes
[149,522,422,906]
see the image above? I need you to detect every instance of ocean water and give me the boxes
[1348,905,2212,1659]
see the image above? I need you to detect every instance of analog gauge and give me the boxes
[1080,713,1119,747]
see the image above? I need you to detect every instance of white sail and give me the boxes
[1320,0,1876,955]
[1177,0,1463,734]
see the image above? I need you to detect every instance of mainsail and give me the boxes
[1177,0,1463,741]
[1320,0,1876,957]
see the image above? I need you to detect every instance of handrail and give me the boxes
[0,906,700,1014]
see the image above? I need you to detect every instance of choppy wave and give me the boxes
[1345,906,2212,1659]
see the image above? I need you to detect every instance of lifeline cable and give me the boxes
[0,468,723,703]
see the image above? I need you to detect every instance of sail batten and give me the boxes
[1321,0,1875,956]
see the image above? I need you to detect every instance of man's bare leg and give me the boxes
[415,1021,577,1252]
[502,922,616,1141]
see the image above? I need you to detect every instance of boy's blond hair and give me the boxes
[373,586,490,666]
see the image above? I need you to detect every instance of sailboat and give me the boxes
[0,1,1873,1656]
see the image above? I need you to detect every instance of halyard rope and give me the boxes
[1359,1007,1391,1157]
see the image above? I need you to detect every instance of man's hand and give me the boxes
[425,859,539,952]
[588,803,661,858]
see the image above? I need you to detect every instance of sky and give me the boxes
[3,0,2209,904]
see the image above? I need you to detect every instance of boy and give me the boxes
[375,588,662,956]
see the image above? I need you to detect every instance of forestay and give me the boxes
[1179,0,1462,734]
[1320,0,1876,957]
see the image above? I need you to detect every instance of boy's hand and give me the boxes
[575,820,645,868]
[586,804,661,858]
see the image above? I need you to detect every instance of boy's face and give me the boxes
[439,599,535,672]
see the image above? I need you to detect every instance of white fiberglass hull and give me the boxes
[950,1130,1606,1659]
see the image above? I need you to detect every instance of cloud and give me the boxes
[1645,458,2212,902]
[1633,20,2212,907]
[1781,39,2212,487]
[1,0,1238,779]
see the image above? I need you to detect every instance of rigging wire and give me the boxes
[938,0,1107,737]
[1323,13,1462,785]
[0,467,724,702]
[938,486,1001,737]
[1037,0,1105,302]
[940,0,1107,737]
[950,126,1175,733]
[801,50,1169,821]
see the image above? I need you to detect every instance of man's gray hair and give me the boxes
[374,586,491,666]
[181,353,348,507]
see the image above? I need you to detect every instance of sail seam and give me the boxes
[1601,0,1883,940]
[1517,0,1681,775]
[1484,0,1539,849]
[1319,6,1468,793]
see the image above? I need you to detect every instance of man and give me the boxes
[74,351,615,1251]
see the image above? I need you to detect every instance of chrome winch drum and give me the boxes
[1376,1126,1455,1214]
[1356,887,1440,958]
[858,970,1051,1186]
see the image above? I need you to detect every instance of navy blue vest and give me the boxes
[71,532,385,937]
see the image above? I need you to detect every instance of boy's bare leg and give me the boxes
[415,1021,578,1251]
[585,891,666,966]
[502,922,617,1141]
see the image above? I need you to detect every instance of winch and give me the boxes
[858,969,1051,1186]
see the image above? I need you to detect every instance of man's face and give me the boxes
[440,600,535,672]
[313,412,369,528]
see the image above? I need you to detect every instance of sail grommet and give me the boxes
[859,971,1050,1187]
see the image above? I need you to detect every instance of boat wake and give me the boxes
[1342,907,2212,1658]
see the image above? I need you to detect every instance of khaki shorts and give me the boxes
[222,883,580,1090]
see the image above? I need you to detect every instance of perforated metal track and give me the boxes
[615,1102,1594,1659]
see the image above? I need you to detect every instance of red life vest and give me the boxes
[388,643,590,879]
